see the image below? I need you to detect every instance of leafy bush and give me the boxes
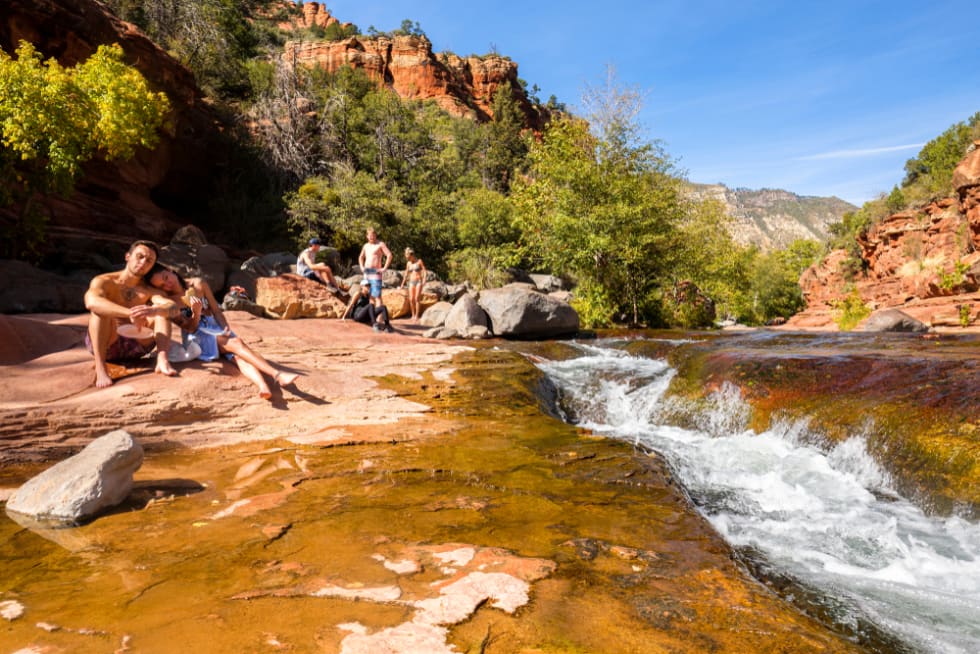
[446,245,518,290]
[831,288,871,331]
[0,41,169,258]
[903,112,980,194]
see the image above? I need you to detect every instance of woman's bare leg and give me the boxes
[234,356,272,399]
[220,336,298,386]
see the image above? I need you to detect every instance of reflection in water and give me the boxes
[538,339,980,654]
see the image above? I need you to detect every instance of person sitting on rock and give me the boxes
[342,279,393,333]
[146,263,298,400]
[83,240,179,388]
[297,237,347,297]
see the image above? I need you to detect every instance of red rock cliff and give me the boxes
[283,33,546,129]
[789,143,980,329]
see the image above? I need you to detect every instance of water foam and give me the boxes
[537,342,980,654]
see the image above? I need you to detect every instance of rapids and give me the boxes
[536,338,980,654]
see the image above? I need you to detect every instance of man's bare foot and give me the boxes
[155,358,178,377]
[275,371,298,386]
[94,368,114,388]
[258,386,272,400]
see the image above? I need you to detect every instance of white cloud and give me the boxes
[796,143,924,161]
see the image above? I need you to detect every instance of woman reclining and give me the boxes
[146,263,298,399]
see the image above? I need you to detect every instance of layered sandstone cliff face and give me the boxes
[283,27,545,129]
[789,143,980,329]
[0,0,227,264]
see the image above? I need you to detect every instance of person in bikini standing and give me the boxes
[357,227,392,312]
[398,247,427,322]
[83,240,179,388]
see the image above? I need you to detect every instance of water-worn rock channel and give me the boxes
[3,319,976,653]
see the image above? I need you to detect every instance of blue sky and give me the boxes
[303,1,979,205]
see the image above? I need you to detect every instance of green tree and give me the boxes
[903,112,980,194]
[746,239,820,324]
[0,41,170,257]
[479,82,529,192]
[104,0,268,97]
[284,165,411,257]
[513,115,684,326]
[672,195,756,322]
[447,187,521,288]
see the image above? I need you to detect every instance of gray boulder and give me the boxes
[477,285,580,339]
[423,326,459,340]
[241,252,296,277]
[160,241,229,293]
[420,301,453,328]
[442,283,471,304]
[422,280,448,301]
[529,273,565,293]
[444,294,489,333]
[222,291,267,318]
[858,308,929,333]
[0,260,87,313]
[5,430,144,524]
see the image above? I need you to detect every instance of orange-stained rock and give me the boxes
[952,141,980,192]
[255,274,348,319]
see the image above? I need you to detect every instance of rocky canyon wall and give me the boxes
[789,143,980,329]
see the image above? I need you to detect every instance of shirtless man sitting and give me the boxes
[358,227,392,311]
[84,239,179,388]
[297,237,347,295]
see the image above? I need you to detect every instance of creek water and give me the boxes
[535,337,980,654]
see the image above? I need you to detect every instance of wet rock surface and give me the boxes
[645,329,980,517]
[0,317,864,653]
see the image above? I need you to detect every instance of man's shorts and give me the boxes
[364,268,383,299]
[85,331,155,362]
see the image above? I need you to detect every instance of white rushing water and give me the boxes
[536,340,980,654]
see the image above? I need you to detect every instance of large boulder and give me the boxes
[160,241,229,293]
[241,252,297,277]
[444,294,489,334]
[382,289,410,319]
[5,430,143,523]
[420,301,453,328]
[0,260,87,314]
[858,308,929,333]
[255,274,348,319]
[477,285,579,339]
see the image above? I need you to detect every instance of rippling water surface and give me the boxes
[536,339,980,654]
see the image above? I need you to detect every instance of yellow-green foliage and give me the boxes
[0,41,170,257]
[831,288,871,331]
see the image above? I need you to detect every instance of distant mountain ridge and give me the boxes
[688,183,857,250]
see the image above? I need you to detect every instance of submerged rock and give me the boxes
[6,430,143,523]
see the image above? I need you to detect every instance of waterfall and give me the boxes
[536,339,980,654]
